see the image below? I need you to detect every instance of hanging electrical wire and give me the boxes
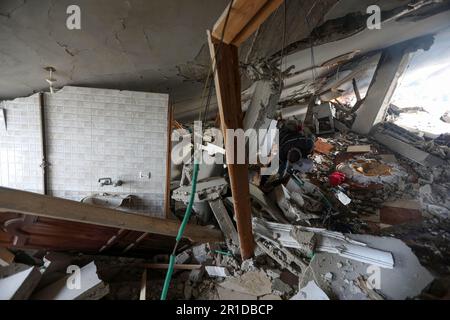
[301,2,318,82]
[279,0,287,94]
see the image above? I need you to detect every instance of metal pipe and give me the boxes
[39,92,48,195]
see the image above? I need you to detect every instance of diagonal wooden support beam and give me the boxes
[213,0,284,46]
[207,32,254,259]
[0,247,15,266]
[0,187,223,244]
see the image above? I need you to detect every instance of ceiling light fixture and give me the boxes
[44,66,57,94]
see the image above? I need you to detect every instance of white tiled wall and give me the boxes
[0,95,43,194]
[0,87,169,217]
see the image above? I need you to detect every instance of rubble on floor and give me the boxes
[2,117,448,301]
[164,116,450,301]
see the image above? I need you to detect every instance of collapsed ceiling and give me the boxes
[3,0,448,105]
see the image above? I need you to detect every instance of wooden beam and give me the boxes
[139,269,147,300]
[207,32,254,259]
[143,263,202,270]
[0,247,15,266]
[0,187,223,244]
[212,0,284,46]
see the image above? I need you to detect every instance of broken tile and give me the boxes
[205,266,230,278]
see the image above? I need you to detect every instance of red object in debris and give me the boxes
[329,172,346,186]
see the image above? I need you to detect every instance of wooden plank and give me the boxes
[165,103,174,219]
[207,32,254,259]
[0,187,223,244]
[0,247,15,266]
[232,0,284,46]
[0,266,42,300]
[212,0,283,46]
[347,145,371,153]
[143,263,202,270]
[140,269,147,300]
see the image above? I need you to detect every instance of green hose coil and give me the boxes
[161,162,200,300]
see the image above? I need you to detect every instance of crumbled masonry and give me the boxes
[163,116,450,300]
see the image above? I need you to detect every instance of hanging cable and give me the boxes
[279,0,287,93]
[300,2,317,82]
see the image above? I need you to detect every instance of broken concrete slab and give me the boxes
[240,259,257,272]
[289,228,317,257]
[172,177,228,203]
[189,268,205,283]
[253,219,394,269]
[192,244,212,264]
[219,270,272,297]
[36,252,74,291]
[243,80,279,132]
[249,183,289,223]
[205,266,230,278]
[209,199,239,246]
[372,132,445,167]
[271,278,292,296]
[31,261,109,300]
[259,294,282,300]
[271,185,319,223]
[379,154,398,164]
[291,280,329,300]
[299,235,434,300]
[216,286,258,300]
[256,239,306,277]
[0,264,42,300]
[352,46,411,135]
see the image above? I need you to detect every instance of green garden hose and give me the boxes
[161,162,200,300]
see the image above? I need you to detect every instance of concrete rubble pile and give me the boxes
[2,106,448,301]
[167,88,450,300]
[0,252,112,300]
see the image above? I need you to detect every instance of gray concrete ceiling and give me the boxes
[0,0,229,99]
[1,0,449,106]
